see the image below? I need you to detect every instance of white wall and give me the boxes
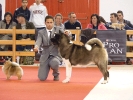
[100,0,133,23]
[0,0,5,20]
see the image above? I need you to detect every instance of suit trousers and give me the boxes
[38,55,60,81]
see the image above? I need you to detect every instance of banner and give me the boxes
[96,30,126,62]
[0,0,5,21]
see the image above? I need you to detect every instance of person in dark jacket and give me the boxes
[0,4,2,21]
[64,12,82,29]
[16,13,35,51]
[117,10,133,65]
[13,0,30,23]
[117,10,133,28]
[16,13,35,64]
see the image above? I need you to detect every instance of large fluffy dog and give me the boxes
[51,32,109,84]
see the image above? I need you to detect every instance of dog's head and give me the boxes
[51,30,71,45]
[3,60,12,68]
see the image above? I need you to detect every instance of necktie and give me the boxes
[48,31,52,45]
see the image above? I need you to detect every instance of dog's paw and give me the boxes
[62,79,70,83]
[101,80,108,84]
[107,77,109,81]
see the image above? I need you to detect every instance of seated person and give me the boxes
[16,13,35,64]
[99,16,107,25]
[117,10,133,28]
[64,12,82,29]
[54,13,64,29]
[16,13,35,51]
[0,12,16,62]
[117,10,133,65]
[87,14,107,30]
[105,13,132,30]
[0,12,16,51]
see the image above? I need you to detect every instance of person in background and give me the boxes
[0,12,16,51]
[16,13,35,51]
[87,14,107,30]
[54,13,64,29]
[64,12,82,29]
[0,4,2,21]
[16,13,35,64]
[117,10,133,65]
[117,10,133,28]
[0,12,16,63]
[29,0,48,40]
[13,0,30,23]
[105,13,132,30]
[99,16,107,25]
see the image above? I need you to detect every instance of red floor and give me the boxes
[0,67,102,100]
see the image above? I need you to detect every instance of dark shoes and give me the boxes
[53,76,59,81]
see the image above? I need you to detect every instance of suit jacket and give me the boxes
[35,26,64,62]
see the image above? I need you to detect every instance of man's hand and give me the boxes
[33,46,39,52]
[64,30,71,36]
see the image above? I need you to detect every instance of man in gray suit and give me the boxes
[34,15,64,81]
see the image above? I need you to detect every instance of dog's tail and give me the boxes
[85,38,104,51]
[11,62,20,67]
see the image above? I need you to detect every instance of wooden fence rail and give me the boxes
[0,28,133,62]
[0,27,35,62]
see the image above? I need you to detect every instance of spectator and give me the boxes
[16,13,35,64]
[13,0,30,23]
[117,10,133,65]
[99,16,107,25]
[29,0,48,40]
[64,12,82,29]
[16,13,35,51]
[0,12,16,51]
[0,4,2,21]
[54,13,64,29]
[87,14,107,30]
[105,13,132,30]
[117,10,133,28]
[0,12,16,63]
[105,13,118,29]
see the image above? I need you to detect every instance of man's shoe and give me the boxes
[53,76,59,81]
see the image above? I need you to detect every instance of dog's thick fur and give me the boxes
[51,32,109,84]
[2,60,23,80]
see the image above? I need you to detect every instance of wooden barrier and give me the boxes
[0,27,35,62]
[69,30,133,58]
[0,28,133,62]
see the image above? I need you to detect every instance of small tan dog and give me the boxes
[109,23,125,30]
[2,60,23,80]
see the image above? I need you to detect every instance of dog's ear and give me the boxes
[51,34,60,45]
[59,30,64,34]
[55,34,60,40]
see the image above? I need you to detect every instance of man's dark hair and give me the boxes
[45,15,54,22]
[22,0,28,2]
[117,10,124,16]
[68,12,75,17]
[90,14,101,25]
[110,13,118,18]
